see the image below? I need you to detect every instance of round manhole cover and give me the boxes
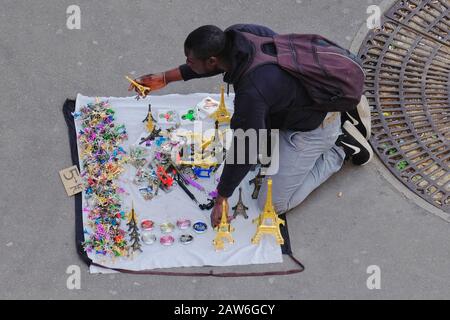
[358,0,449,212]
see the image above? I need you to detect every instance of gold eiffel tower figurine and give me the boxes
[251,179,285,245]
[144,104,155,133]
[213,200,235,251]
[210,85,231,124]
[125,76,151,99]
[126,202,137,223]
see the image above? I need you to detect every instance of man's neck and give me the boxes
[217,57,231,73]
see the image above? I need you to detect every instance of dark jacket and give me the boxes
[179,24,327,198]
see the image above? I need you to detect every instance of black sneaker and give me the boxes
[336,121,373,166]
[341,95,371,140]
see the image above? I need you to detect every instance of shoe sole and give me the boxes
[343,120,373,166]
[356,95,371,140]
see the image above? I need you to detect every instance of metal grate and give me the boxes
[358,0,450,211]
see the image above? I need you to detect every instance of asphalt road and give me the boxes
[1,0,449,299]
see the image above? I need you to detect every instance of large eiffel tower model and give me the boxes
[213,200,235,251]
[210,85,231,124]
[251,179,285,245]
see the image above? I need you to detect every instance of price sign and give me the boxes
[59,165,83,196]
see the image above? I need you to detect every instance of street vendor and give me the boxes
[129,24,373,227]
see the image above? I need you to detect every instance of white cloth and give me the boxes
[74,93,283,273]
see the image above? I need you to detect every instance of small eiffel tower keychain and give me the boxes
[232,187,249,219]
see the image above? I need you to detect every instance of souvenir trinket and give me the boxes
[193,222,208,234]
[160,235,175,246]
[160,222,175,233]
[179,234,194,245]
[141,231,157,245]
[177,219,191,230]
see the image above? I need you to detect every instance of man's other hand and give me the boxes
[210,196,232,228]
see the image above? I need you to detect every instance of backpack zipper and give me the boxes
[316,51,366,76]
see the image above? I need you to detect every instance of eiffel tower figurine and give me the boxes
[213,200,235,251]
[249,168,264,199]
[210,85,231,124]
[232,187,249,219]
[143,104,156,133]
[210,120,225,162]
[127,202,142,253]
[251,179,285,245]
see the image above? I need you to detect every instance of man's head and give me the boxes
[184,25,227,74]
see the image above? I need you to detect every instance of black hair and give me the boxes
[184,25,227,60]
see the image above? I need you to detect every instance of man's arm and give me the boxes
[132,64,222,91]
[217,78,269,198]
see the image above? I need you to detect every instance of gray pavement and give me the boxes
[1,0,449,300]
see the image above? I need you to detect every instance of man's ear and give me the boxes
[206,56,218,66]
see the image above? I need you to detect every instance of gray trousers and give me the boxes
[257,115,346,214]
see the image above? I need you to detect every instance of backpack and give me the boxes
[239,32,365,113]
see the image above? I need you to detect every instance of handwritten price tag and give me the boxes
[59,166,83,196]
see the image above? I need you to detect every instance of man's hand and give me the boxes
[128,73,167,93]
[128,68,184,94]
[210,195,233,228]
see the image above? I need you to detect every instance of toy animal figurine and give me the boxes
[210,85,231,124]
[251,179,285,245]
[213,200,235,251]
[126,76,151,100]
[249,168,264,199]
[232,187,249,219]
